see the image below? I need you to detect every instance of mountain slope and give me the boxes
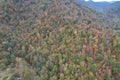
[0,0,109,28]
[104,1,120,25]
[0,0,120,80]
[105,1,120,17]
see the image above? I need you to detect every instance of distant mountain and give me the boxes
[86,1,111,10]
[105,1,120,24]
[105,1,120,17]
[78,0,112,10]
[77,0,120,25]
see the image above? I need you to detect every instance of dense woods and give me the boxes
[0,0,120,80]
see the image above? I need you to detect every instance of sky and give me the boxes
[85,0,120,2]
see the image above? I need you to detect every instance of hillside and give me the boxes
[0,0,110,28]
[0,0,120,80]
[104,1,120,29]
[105,1,120,17]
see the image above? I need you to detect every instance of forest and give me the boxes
[0,0,120,80]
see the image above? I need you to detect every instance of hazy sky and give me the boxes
[85,0,120,2]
